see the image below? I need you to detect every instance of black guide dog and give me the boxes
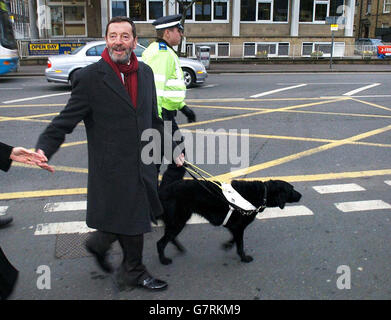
[157,179,302,265]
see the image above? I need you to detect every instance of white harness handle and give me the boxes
[221,183,257,226]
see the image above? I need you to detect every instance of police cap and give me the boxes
[152,14,184,31]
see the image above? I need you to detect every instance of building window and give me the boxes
[243,42,290,57]
[241,0,256,21]
[329,0,344,17]
[214,0,228,20]
[149,0,163,20]
[48,3,86,37]
[300,0,330,23]
[186,42,230,58]
[129,0,146,21]
[314,1,328,21]
[302,42,333,56]
[273,0,288,21]
[180,0,228,22]
[111,0,128,17]
[303,41,345,57]
[384,0,391,13]
[367,0,372,14]
[110,0,163,21]
[258,1,272,21]
[241,0,288,22]
[195,0,211,21]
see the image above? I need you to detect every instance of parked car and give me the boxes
[354,38,384,56]
[45,40,207,88]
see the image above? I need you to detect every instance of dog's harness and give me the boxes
[183,161,268,226]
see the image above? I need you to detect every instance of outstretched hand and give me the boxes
[10,147,54,172]
[34,149,55,173]
[10,147,47,165]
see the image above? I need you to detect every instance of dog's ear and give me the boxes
[277,192,286,209]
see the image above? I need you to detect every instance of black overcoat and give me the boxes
[0,142,12,172]
[36,59,169,236]
[0,142,18,300]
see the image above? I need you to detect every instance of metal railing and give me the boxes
[17,39,391,61]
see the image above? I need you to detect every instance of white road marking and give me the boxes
[34,215,209,235]
[0,206,8,215]
[343,83,381,96]
[154,215,209,227]
[335,200,391,213]
[0,88,23,90]
[313,183,365,194]
[257,205,313,219]
[44,201,86,212]
[250,84,307,98]
[34,221,95,235]
[385,180,391,186]
[3,92,71,104]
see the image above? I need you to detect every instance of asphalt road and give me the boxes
[0,72,391,302]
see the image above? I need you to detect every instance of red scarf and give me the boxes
[101,47,138,108]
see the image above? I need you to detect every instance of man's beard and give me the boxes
[108,45,132,64]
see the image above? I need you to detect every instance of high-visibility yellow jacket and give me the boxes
[142,41,186,118]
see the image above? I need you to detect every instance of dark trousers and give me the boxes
[159,109,186,189]
[86,231,149,285]
[0,246,18,300]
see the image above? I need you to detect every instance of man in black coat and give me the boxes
[35,17,184,291]
[0,141,48,299]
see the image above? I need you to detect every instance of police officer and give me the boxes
[143,14,196,188]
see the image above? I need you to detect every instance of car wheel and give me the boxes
[69,70,79,86]
[182,67,195,88]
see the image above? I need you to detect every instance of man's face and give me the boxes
[165,27,183,47]
[105,22,137,64]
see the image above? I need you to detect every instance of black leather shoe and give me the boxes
[85,243,113,273]
[138,276,168,291]
[0,215,13,228]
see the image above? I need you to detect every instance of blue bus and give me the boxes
[0,0,18,75]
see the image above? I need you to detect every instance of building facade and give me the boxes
[354,0,391,41]
[21,0,359,58]
[4,0,30,38]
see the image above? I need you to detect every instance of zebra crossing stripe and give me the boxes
[34,221,95,235]
[335,200,391,213]
[33,205,314,235]
[385,181,391,186]
[44,201,86,212]
[257,205,313,219]
[313,183,365,194]
[0,206,8,215]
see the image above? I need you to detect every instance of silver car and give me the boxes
[45,40,207,88]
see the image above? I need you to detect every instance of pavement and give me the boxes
[2,59,391,77]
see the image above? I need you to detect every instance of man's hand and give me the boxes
[10,147,48,166]
[34,149,55,173]
[174,153,185,167]
[180,105,196,123]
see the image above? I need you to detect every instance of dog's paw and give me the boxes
[240,255,253,263]
[159,257,173,265]
[222,242,234,251]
